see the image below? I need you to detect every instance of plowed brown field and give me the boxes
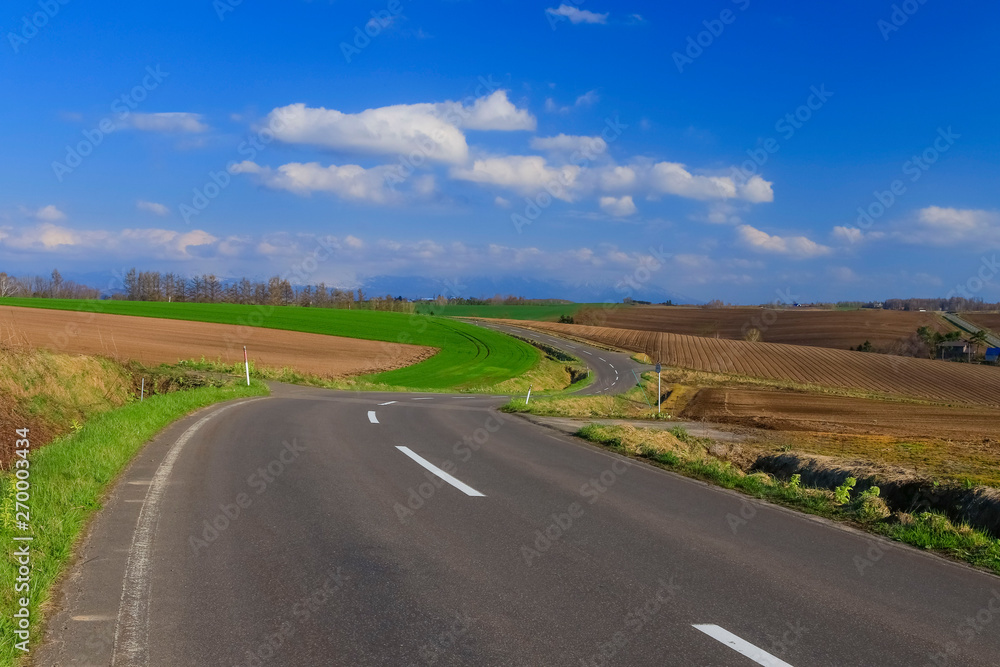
[573,306,952,350]
[964,313,1000,336]
[682,388,999,440]
[0,306,433,377]
[499,320,1000,407]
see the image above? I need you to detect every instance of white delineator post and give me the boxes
[243,346,250,386]
[656,361,662,414]
[140,377,145,402]
[525,384,532,405]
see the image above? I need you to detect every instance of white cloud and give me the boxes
[543,90,601,114]
[649,162,740,201]
[575,90,600,107]
[264,91,534,165]
[442,90,536,131]
[451,156,581,201]
[494,196,511,208]
[232,160,405,204]
[597,165,638,191]
[702,202,742,225]
[0,223,216,258]
[737,224,831,258]
[127,112,209,133]
[546,4,609,24]
[599,195,637,217]
[530,134,607,155]
[906,206,1000,245]
[136,200,170,216]
[737,175,775,203]
[33,205,66,222]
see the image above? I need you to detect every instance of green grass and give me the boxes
[0,380,269,665]
[0,298,539,391]
[414,303,592,321]
[574,423,1000,576]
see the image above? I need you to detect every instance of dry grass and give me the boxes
[0,345,132,467]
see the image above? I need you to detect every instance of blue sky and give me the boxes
[2,0,998,302]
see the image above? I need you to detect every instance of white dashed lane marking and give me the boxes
[396,447,485,497]
[693,625,794,666]
[368,411,379,424]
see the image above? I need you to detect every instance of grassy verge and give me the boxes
[0,379,269,664]
[501,372,669,419]
[575,423,1000,575]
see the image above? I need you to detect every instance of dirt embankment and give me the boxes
[0,306,434,378]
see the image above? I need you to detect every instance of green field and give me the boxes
[414,303,589,320]
[0,299,539,391]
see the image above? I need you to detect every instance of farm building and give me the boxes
[938,340,969,360]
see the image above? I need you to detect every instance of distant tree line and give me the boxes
[0,269,99,299]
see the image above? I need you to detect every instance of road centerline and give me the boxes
[368,411,379,424]
[693,624,794,667]
[378,401,397,406]
[396,446,485,497]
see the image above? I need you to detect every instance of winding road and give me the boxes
[35,327,1000,666]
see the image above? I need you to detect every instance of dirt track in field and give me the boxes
[0,306,434,377]
[573,306,953,350]
[499,320,1000,407]
[681,388,999,440]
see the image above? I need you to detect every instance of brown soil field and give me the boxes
[0,306,434,377]
[963,312,1000,335]
[573,306,953,350]
[682,388,999,441]
[499,320,1000,407]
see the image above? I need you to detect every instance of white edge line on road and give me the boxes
[112,399,253,666]
[693,625,794,667]
[378,401,397,406]
[412,397,434,400]
[368,411,379,424]
[396,447,485,497]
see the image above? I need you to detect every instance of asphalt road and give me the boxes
[470,320,648,396]
[39,386,1000,666]
[941,311,1000,348]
